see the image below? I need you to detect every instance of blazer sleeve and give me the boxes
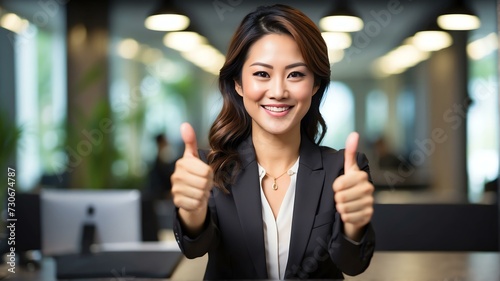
[172,203,220,259]
[329,151,376,276]
[329,215,376,276]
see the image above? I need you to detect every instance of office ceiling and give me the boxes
[2,0,497,79]
[113,0,497,79]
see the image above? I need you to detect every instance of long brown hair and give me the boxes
[208,4,330,192]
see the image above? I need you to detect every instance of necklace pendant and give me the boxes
[272,180,278,190]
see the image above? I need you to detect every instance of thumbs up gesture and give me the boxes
[171,123,214,234]
[333,132,374,242]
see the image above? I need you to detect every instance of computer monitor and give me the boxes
[40,189,141,256]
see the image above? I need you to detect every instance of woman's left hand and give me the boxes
[332,132,374,242]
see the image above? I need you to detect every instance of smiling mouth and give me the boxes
[262,105,292,112]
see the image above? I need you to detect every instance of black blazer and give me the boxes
[173,136,375,279]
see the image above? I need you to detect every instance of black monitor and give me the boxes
[40,189,141,256]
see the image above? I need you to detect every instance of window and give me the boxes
[110,47,191,181]
[365,90,389,141]
[320,81,355,149]
[467,30,499,202]
[15,18,66,190]
[467,76,499,202]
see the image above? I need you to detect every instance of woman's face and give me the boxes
[235,33,319,139]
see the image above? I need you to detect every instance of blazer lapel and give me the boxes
[230,137,268,278]
[286,136,325,274]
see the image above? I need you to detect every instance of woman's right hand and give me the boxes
[171,123,214,236]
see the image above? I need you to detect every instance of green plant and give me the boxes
[0,112,22,210]
[0,113,22,171]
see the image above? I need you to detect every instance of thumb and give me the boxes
[181,122,199,158]
[344,132,360,172]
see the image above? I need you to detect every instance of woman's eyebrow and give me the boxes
[249,62,307,69]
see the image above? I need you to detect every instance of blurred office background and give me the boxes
[0,0,498,205]
[1,1,499,278]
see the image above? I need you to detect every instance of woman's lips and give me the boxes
[262,105,291,112]
[261,105,293,116]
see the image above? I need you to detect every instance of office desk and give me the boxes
[7,252,500,280]
[347,252,500,281]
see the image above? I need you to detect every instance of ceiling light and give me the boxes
[412,30,453,51]
[410,21,453,52]
[320,0,363,32]
[373,44,430,76]
[181,44,224,68]
[467,33,498,60]
[145,0,189,31]
[437,0,480,31]
[328,49,344,64]
[181,44,225,74]
[163,30,207,52]
[1,13,29,34]
[321,32,352,49]
[387,44,430,68]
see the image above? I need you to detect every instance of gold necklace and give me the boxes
[265,170,290,190]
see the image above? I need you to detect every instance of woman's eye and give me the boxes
[288,72,305,78]
[253,71,269,78]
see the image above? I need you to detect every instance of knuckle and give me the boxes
[170,172,181,183]
[333,176,343,188]
[202,165,213,178]
[191,189,202,200]
[336,203,344,213]
[171,185,177,193]
[365,207,374,217]
[173,197,182,207]
[341,205,349,213]
[197,190,208,201]
[341,213,349,222]
[334,193,343,203]
[363,183,374,194]
[191,200,201,209]
[366,196,374,205]
[175,158,185,169]
[201,179,212,190]
[171,183,181,194]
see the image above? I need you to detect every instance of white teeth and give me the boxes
[264,106,290,112]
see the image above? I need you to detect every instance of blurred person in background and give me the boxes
[144,133,175,201]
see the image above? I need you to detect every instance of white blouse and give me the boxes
[258,158,300,280]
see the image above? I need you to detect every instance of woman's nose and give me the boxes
[268,79,287,100]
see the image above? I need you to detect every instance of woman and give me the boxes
[171,4,375,280]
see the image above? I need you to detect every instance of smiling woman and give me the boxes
[170,4,376,280]
[208,5,330,193]
[234,34,319,144]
